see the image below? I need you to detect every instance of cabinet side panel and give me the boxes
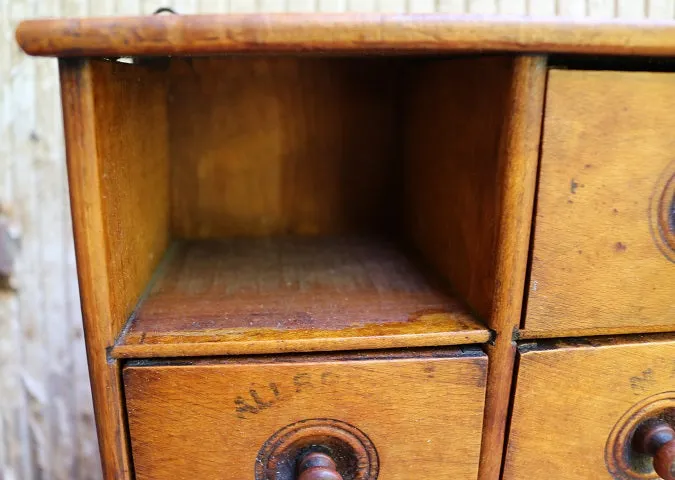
[89,59,170,338]
[59,58,170,479]
[404,55,547,480]
[404,56,514,321]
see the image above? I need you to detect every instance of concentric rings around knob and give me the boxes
[255,419,379,480]
[606,393,675,479]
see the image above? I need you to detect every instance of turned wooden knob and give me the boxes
[297,452,343,480]
[634,420,675,480]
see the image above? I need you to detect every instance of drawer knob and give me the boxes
[634,420,675,480]
[297,452,343,480]
[256,419,379,480]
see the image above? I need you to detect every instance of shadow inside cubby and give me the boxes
[96,55,516,358]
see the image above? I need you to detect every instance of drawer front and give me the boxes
[525,69,675,335]
[503,336,675,479]
[124,349,487,480]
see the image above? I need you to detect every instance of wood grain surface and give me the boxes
[61,58,170,344]
[404,56,513,322]
[168,57,401,239]
[59,58,169,479]
[524,69,675,336]
[124,348,488,480]
[114,237,490,358]
[503,334,675,479]
[401,55,547,480]
[478,55,547,480]
[7,2,675,480]
[16,14,675,58]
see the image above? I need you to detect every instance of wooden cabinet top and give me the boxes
[16,14,675,58]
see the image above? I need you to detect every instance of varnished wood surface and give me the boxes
[404,56,513,322]
[114,237,489,358]
[169,57,400,238]
[525,69,675,336]
[401,55,547,480]
[503,334,675,479]
[87,59,170,340]
[124,348,488,480]
[17,14,675,58]
[478,55,547,480]
[13,6,672,478]
[59,57,169,479]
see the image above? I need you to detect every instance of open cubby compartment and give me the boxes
[88,54,519,359]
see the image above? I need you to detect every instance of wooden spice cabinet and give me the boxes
[16,14,675,480]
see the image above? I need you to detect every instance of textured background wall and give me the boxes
[1,1,674,479]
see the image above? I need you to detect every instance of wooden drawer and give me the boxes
[503,335,675,479]
[123,348,487,480]
[524,69,675,336]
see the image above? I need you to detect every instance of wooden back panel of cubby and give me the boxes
[168,57,403,238]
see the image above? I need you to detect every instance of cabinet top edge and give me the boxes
[16,14,675,58]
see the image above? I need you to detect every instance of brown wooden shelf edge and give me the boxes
[17,14,675,58]
[112,329,492,358]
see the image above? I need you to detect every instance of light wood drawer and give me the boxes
[123,348,487,480]
[524,69,675,337]
[503,335,675,480]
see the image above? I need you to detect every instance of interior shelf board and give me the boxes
[113,236,490,358]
